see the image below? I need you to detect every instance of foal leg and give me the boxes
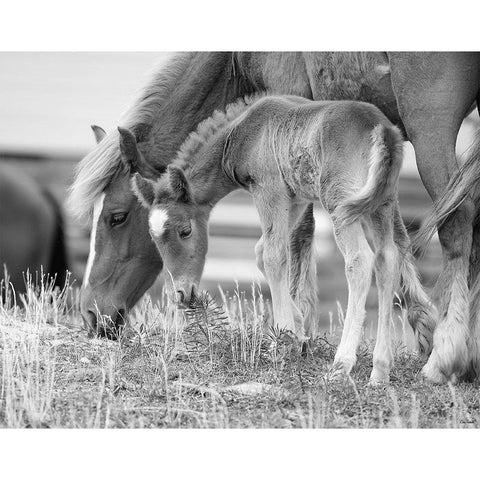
[289,203,318,338]
[389,52,480,383]
[254,193,305,339]
[332,218,374,375]
[370,205,400,384]
[254,235,266,276]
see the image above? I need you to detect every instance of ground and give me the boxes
[1,280,479,429]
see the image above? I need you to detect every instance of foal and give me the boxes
[128,95,437,383]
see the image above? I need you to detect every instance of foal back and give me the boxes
[257,98,401,210]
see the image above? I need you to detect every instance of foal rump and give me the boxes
[334,123,403,226]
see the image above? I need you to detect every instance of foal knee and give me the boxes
[254,238,265,275]
[263,248,287,280]
[345,249,374,279]
[374,244,398,273]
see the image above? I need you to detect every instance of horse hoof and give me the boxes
[421,360,448,384]
[368,370,390,386]
[330,358,354,381]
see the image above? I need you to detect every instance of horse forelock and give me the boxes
[67,133,126,220]
[68,53,195,221]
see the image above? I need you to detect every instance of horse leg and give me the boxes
[331,218,374,375]
[467,222,480,378]
[393,204,437,356]
[254,193,305,339]
[370,204,400,384]
[289,203,318,338]
[254,235,266,276]
[388,52,480,383]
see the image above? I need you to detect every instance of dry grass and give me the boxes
[1,277,480,428]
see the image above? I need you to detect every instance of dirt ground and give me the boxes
[1,283,479,429]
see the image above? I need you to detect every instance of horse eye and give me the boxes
[110,213,127,227]
[179,226,192,239]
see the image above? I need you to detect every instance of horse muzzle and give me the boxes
[176,285,198,309]
[80,289,127,340]
[82,308,126,340]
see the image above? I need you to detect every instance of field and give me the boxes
[2,278,480,429]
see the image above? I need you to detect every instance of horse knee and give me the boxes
[254,238,265,274]
[263,247,287,280]
[345,250,373,279]
[374,244,398,272]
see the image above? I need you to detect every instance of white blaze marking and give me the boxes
[83,193,105,288]
[149,208,169,236]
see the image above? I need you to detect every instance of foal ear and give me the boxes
[130,173,156,209]
[91,125,106,144]
[118,126,141,171]
[168,165,192,203]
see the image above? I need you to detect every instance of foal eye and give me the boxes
[110,213,127,227]
[179,226,192,239]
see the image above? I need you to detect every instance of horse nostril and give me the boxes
[83,310,98,336]
[177,290,185,304]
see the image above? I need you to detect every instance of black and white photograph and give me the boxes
[1,2,479,478]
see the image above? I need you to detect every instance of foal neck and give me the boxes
[183,128,238,206]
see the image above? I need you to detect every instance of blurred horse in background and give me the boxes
[0,164,68,299]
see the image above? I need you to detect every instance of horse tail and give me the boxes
[335,123,403,226]
[414,132,480,252]
[392,209,437,356]
[41,188,69,289]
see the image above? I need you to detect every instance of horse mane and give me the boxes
[67,52,198,220]
[172,93,266,172]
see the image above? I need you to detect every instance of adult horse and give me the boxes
[70,52,399,340]
[0,164,68,298]
[70,52,479,383]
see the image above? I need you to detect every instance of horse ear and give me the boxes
[118,126,140,171]
[91,125,106,144]
[130,173,156,209]
[168,165,192,203]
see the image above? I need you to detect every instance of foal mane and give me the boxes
[172,93,265,173]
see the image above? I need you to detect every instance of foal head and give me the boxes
[131,164,210,307]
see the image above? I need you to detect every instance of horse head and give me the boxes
[131,164,209,308]
[79,126,164,339]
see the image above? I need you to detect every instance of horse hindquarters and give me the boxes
[388,52,480,383]
[393,205,437,356]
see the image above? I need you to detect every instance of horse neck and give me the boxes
[138,53,255,169]
[185,129,238,206]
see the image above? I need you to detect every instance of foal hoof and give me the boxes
[368,370,390,386]
[421,362,448,384]
[329,358,354,382]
